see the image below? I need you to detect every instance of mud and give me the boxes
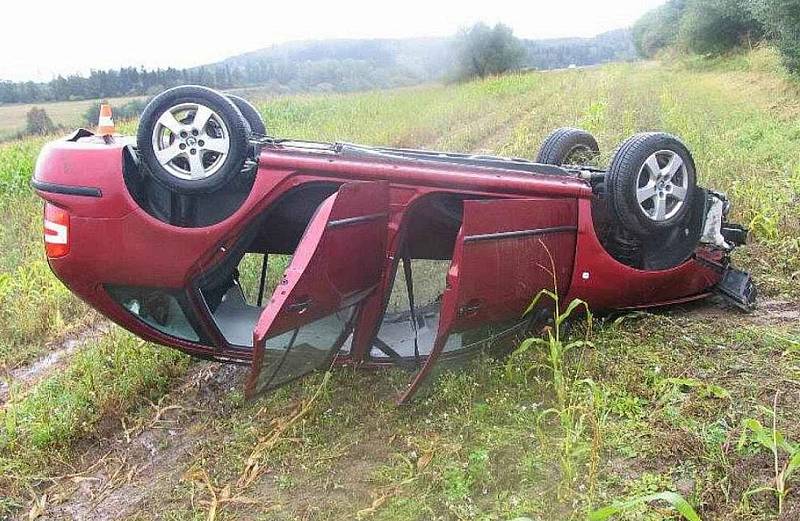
[0,321,108,404]
[36,362,248,520]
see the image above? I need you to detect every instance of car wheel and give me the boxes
[607,132,697,236]
[535,127,600,166]
[227,94,266,135]
[136,85,251,195]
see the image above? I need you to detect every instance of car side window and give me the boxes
[106,286,202,343]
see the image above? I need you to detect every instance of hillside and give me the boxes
[211,29,636,88]
[0,29,636,106]
[1,52,799,520]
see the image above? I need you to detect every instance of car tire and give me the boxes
[535,127,600,166]
[607,132,697,236]
[137,85,251,195]
[227,94,266,135]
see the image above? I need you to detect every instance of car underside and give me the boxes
[31,85,756,402]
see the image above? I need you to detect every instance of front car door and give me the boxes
[244,181,389,398]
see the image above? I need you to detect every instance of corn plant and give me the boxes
[510,241,594,496]
[737,393,800,515]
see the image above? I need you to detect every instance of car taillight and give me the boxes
[44,203,69,258]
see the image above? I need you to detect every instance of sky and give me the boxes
[1,0,666,82]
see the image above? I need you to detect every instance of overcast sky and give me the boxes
[1,0,665,82]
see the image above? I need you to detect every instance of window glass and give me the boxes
[249,306,356,393]
[236,253,292,305]
[372,259,450,360]
[106,286,201,342]
[406,319,529,400]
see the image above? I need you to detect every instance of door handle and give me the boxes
[286,297,312,314]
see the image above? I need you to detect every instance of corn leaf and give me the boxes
[590,491,702,521]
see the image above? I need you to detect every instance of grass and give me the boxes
[0,327,188,508]
[0,48,798,518]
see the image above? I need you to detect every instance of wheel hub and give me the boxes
[635,149,689,222]
[151,102,231,181]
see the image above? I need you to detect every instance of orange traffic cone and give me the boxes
[97,101,115,136]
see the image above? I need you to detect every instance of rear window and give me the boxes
[106,285,204,343]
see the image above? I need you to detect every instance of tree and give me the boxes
[632,0,687,57]
[679,0,762,55]
[25,107,55,135]
[752,0,800,73]
[454,23,526,80]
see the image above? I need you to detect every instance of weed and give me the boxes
[737,393,800,515]
[0,327,188,498]
[0,51,798,519]
[590,490,702,521]
[508,243,596,502]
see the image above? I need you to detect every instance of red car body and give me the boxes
[32,134,736,401]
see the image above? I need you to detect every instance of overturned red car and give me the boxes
[32,86,755,402]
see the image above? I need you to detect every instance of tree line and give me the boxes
[1,29,636,106]
[633,0,800,73]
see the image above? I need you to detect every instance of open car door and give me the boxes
[399,197,578,403]
[244,181,388,398]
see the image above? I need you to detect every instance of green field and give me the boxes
[1,49,799,520]
[0,95,148,141]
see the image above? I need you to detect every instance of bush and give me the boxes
[752,0,800,73]
[454,23,526,80]
[82,98,149,127]
[679,0,763,55]
[24,107,55,135]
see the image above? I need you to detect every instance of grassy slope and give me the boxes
[0,50,798,519]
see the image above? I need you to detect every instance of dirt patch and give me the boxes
[34,362,248,521]
[669,296,800,330]
[0,320,109,405]
[750,298,800,327]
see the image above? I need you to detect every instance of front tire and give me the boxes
[606,132,697,236]
[136,85,251,195]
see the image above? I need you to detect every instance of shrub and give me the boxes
[752,0,800,74]
[454,23,526,80]
[632,0,688,57]
[24,107,55,136]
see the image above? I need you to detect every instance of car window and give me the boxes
[106,286,202,342]
[372,259,450,361]
[248,305,356,393]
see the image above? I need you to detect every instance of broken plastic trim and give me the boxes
[716,268,757,311]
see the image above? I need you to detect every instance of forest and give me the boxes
[633,0,800,72]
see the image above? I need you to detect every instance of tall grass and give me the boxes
[0,327,188,502]
[0,138,88,368]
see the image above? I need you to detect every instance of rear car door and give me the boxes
[244,181,388,398]
[399,197,577,402]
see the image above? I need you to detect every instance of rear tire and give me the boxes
[536,127,599,166]
[607,132,697,236]
[137,85,251,195]
[227,95,266,135]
